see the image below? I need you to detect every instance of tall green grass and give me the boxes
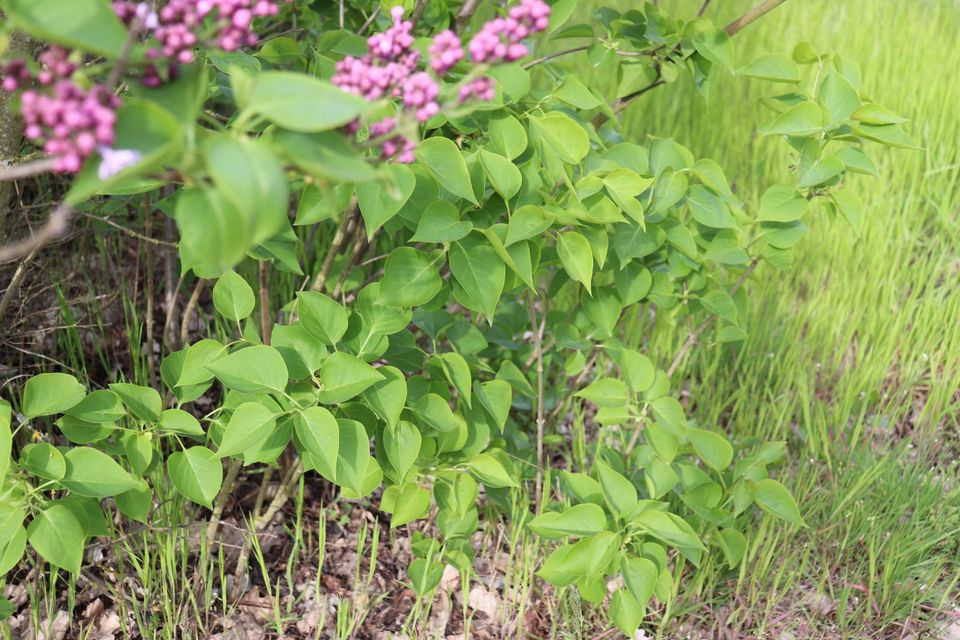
[609,0,960,635]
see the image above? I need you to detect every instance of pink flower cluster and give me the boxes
[112,0,283,85]
[468,0,551,63]
[333,0,549,163]
[21,83,121,173]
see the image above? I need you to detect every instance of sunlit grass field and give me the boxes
[604,0,960,635]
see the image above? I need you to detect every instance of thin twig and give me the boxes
[179,278,207,347]
[205,459,243,550]
[697,0,712,16]
[162,272,186,352]
[258,260,271,344]
[724,0,790,36]
[0,248,38,318]
[0,158,56,182]
[359,7,381,34]
[594,0,794,126]
[77,211,178,247]
[454,0,482,33]
[0,202,73,264]
[310,208,358,292]
[144,205,157,387]
[523,45,591,70]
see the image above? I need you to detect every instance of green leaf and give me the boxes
[410,201,472,243]
[271,129,375,183]
[575,378,627,408]
[466,452,518,488]
[761,101,822,136]
[701,290,739,325]
[3,0,128,58]
[0,526,26,575]
[449,242,505,321]
[716,528,747,568]
[688,428,734,471]
[317,352,385,404]
[207,345,289,394]
[506,205,553,246]
[687,185,735,229]
[218,402,276,458]
[115,482,153,524]
[335,419,370,495]
[610,590,643,637]
[379,247,443,307]
[437,353,472,407]
[391,483,431,527]
[632,510,705,550]
[740,53,800,83]
[409,558,444,596]
[832,189,863,235]
[756,185,807,223]
[176,339,227,387]
[557,231,593,294]
[168,446,223,508]
[852,103,907,125]
[797,157,845,188]
[754,478,806,526]
[158,408,204,436]
[212,271,256,322]
[597,462,638,520]
[559,471,603,505]
[479,150,522,201]
[22,373,85,418]
[108,383,162,422]
[835,147,878,176]
[64,390,125,423]
[819,69,861,124]
[530,113,590,164]
[204,136,288,244]
[416,138,478,205]
[362,366,407,428]
[60,447,138,497]
[384,420,421,480]
[174,187,250,276]
[489,113,527,160]
[616,349,655,392]
[247,72,366,132]
[20,443,65,480]
[27,504,84,575]
[476,379,512,431]
[650,397,686,433]
[356,164,417,236]
[411,394,464,433]
[621,556,658,609]
[294,406,339,478]
[693,27,733,71]
[298,291,349,345]
[527,503,607,539]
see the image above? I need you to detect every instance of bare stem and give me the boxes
[724,0,790,36]
[258,260,271,344]
[0,248,38,319]
[0,202,73,264]
[179,278,207,348]
[523,45,591,70]
[0,158,56,182]
[526,293,547,507]
[310,208,357,293]
[204,458,243,550]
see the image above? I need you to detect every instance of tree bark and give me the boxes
[0,30,30,239]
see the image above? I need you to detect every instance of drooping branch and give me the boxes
[0,202,73,264]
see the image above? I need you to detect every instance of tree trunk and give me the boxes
[0,30,30,240]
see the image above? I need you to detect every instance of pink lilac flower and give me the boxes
[20,82,121,173]
[429,30,464,76]
[0,59,31,92]
[113,0,285,84]
[459,77,496,103]
[468,0,550,64]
